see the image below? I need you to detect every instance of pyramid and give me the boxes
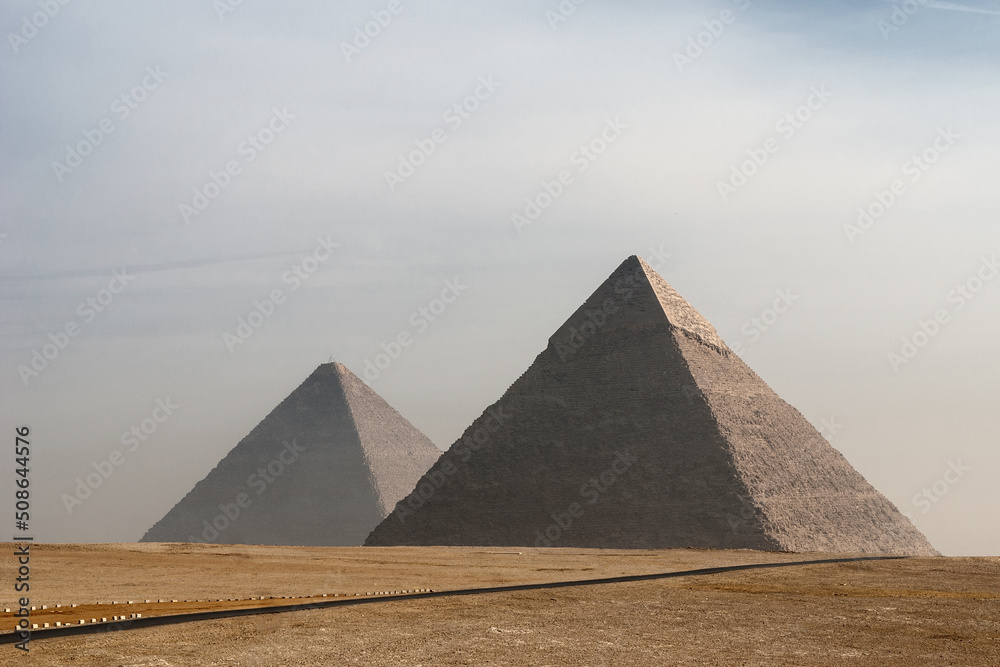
[142,363,441,546]
[365,256,937,555]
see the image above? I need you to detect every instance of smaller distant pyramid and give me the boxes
[141,363,441,546]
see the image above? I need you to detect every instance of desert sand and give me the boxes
[2,542,997,665]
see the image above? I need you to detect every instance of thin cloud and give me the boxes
[881,0,1000,14]
[0,251,306,282]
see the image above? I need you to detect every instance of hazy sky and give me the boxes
[2,0,997,555]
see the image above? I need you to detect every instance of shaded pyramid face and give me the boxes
[366,256,937,556]
[142,363,441,546]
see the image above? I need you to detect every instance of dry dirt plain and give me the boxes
[2,543,998,666]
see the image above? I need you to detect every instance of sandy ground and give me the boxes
[2,543,998,665]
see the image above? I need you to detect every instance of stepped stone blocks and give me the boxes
[366,255,937,556]
[142,363,441,546]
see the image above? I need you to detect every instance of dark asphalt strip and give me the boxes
[0,555,906,644]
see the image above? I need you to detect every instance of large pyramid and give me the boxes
[142,363,441,546]
[366,256,937,555]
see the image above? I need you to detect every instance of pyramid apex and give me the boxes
[560,255,729,352]
[141,361,439,546]
[631,255,729,351]
[314,361,354,377]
